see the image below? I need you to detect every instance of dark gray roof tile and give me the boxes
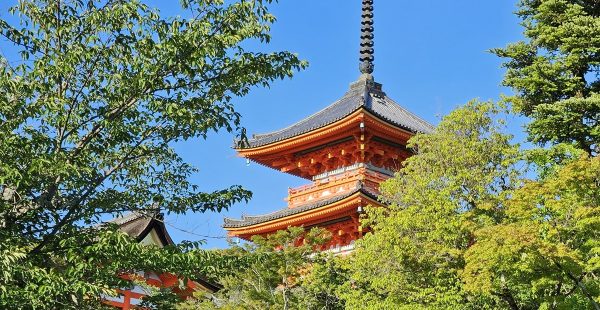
[238,77,434,149]
[109,211,174,246]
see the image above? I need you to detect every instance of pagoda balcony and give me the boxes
[286,163,393,208]
[309,242,355,257]
[324,242,355,256]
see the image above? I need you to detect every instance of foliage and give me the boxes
[463,154,600,309]
[343,101,600,309]
[178,227,345,310]
[0,0,304,308]
[342,101,522,309]
[300,254,348,310]
[492,0,600,155]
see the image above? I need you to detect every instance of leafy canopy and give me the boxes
[0,0,305,308]
[343,101,522,309]
[493,0,600,155]
[178,227,343,310]
[342,100,600,309]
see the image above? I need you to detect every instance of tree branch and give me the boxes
[553,260,600,310]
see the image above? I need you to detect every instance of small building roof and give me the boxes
[109,211,222,292]
[238,76,434,149]
[110,211,174,247]
[223,182,378,229]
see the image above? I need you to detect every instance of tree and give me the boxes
[300,253,348,310]
[342,101,600,309]
[342,101,522,309]
[179,227,344,310]
[0,0,305,308]
[463,153,600,310]
[492,0,600,155]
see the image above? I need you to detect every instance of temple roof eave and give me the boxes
[234,79,434,152]
[223,188,380,233]
[236,108,427,158]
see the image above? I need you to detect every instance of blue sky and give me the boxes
[0,1,528,248]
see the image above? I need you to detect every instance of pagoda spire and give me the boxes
[359,0,374,76]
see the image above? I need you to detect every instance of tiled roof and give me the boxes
[239,77,434,149]
[108,211,222,292]
[223,184,378,228]
[109,211,174,246]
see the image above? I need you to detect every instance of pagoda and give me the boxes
[223,0,433,253]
